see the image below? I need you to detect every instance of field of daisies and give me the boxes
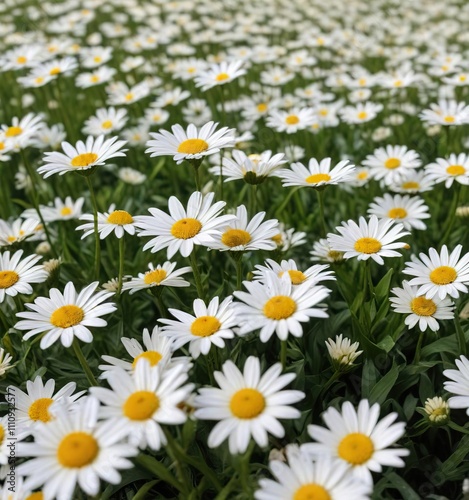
[2,0,469,499]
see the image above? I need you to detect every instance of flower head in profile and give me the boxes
[77,204,136,239]
[325,334,363,368]
[194,60,246,91]
[122,261,191,294]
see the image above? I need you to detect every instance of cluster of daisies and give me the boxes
[2,0,469,497]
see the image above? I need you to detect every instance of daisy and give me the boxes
[419,100,469,126]
[388,171,435,194]
[310,238,345,263]
[2,113,44,150]
[327,215,409,265]
[367,194,430,230]
[363,146,421,185]
[0,218,40,247]
[123,261,191,294]
[15,281,117,349]
[99,326,188,377]
[160,296,239,359]
[76,204,136,239]
[389,281,454,332]
[194,356,304,454]
[302,399,409,484]
[82,107,128,136]
[339,102,383,124]
[233,272,330,342]
[271,224,307,252]
[38,135,127,178]
[106,81,151,106]
[0,415,9,470]
[255,446,371,500]
[8,376,82,436]
[194,60,246,91]
[142,107,170,127]
[145,121,236,165]
[276,157,355,188]
[266,107,316,134]
[423,397,450,424]
[117,167,147,185]
[325,334,363,368]
[152,87,190,108]
[80,47,113,68]
[209,205,279,252]
[90,360,193,450]
[253,259,335,287]
[0,250,47,303]
[16,397,137,500]
[22,196,85,222]
[134,191,235,258]
[75,66,116,88]
[212,149,287,184]
[0,347,13,376]
[443,356,469,415]
[425,154,469,187]
[32,123,67,150]
[402,245,469,299]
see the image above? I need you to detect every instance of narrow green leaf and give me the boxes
[369,363,399,405]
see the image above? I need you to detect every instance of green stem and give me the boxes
[86,176,101,281]
[72,339,98,386]
[239,441,255,497]
[249,185,258,215]
[0,306,9,332]
[189,250,205,300]
[440,184,461,246]
[117,236,125,295]
[316,188,327,237]
[280,340,287,369]
[455,312,467,357]
[152,288,167,318]
[412,330,425,364]
[365,259,374,301]
[232,252,244,290]
[275,186,300,217]
[135,454,184,493]
[163,430,190,496]
[193,164,201,192]
[316,370,341,404]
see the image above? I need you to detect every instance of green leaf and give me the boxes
[440,433,469,476]
[361,358,378,399]
[421,334,458,358]
[131,480,159,500]
[385,472,421,500]
[375,268,394,303]
[369,362,399,405]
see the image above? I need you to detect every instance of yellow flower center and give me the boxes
[216,72,230,81]
[279,270,307,285]
[93,56,102,63]
[132,351,163,368]
[221,229,252,247]
[171,218,202,239]
[25,493,44,500]
[50,305,85,328]
[272,234,283,245]
[0,424,4,445]
[429,266,457,285]
[444,116,455,123]
[305,173,331,184]
[263,295,297,320]
[388,207,407,219]
[294,484,331,500]
[446,165,466,176]
[285,114,300,125]
[230,388,265,419]
[101,120,113,129]
[190,316,221,337]
[357,111,368,120]
[393,80,403,87]
[28,398,54,422]
[35,77,44,85]
[107,210,133,225]
[49,67,61,75]
[123,391,160,420]
[177,138,209,155]
[328,250,343,260]
[71,152,98,168]
[402,181,419,190]
[257,103,268,112]
[318,109,329,116]
[0,270,19,289]
[357,171,368,180]
[125,93,134,101]
[411,297,437,316]
[60,207,73,216]
[338,433,374,465]
[57,432,99,468]
[144,269,167,285]
[354,237,382,254]
[5,126,22,137]
[17,56,27,64]
[0,142,4,150]
[384,157,401,169]
[7,236,17,243]
[459,75,467,82]
[90,75,100,83]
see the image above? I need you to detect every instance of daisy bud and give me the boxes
[0,347,13,376]
[424,396,450,424]
[35,241,51,255]
[325,334,362,370]
[44,258,61,287]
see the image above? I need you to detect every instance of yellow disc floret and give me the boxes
[230,388,265,419]
[294,484,331,500]
[354,237,382,254]
[429,266,457,285]
[50,305,84,328]
[221,229,252,247]
[71,153,98,168]
[411,297,437,316]
[123,391,159,420]
[28,398,54,422]
[171,218,202,239]
[107,210,133,225]
[190,316,221,337]
[57,432,99,468]
[338,433,374,465]
[0,270,19,289]
[263,296,297,320]
[177,139,209,155]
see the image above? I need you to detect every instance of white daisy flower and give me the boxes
[402,245,469,299]
[0,415,9,469]
[443,356,469,415]
[339,102,383,124]
[194,60,246,91]
[76,204,136,239]
[82,107,128,136]
[106,80,151,106]
[160,296,239,358]
[122,261,191,294]
[367,194,430,230]
[423,396,450,424]
[91,360,193,450]
[419,99,469,126]
[15,281,116,349]
[425,154,469,187]
[325,334,363,367]
[209,205,279,252]
[134,191,235,258]
[310,238,345,263]
[327,215,409,265]
[253,259,335,287]
[99,326,189,377]
[363,146,421,185]
[302,399,409,484]
[388,170,435,194]
[266,107,316,134]
[276,158,355,188]
[1,113,44,150]
[0,218,41,247]
[233,272,330,342]
[0,347,13,376]
[22,196,85,222]
[16,397,137,500]
[145,121,236,165]
[271,224,307,252]
[389,281,454,332]
[75,66,117,88]
[117,167,147,185]
[0,250,47,303]
[194,356,305,454]
[255,445,371,500]
[8,376,82,436]
[38,135,127,178]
